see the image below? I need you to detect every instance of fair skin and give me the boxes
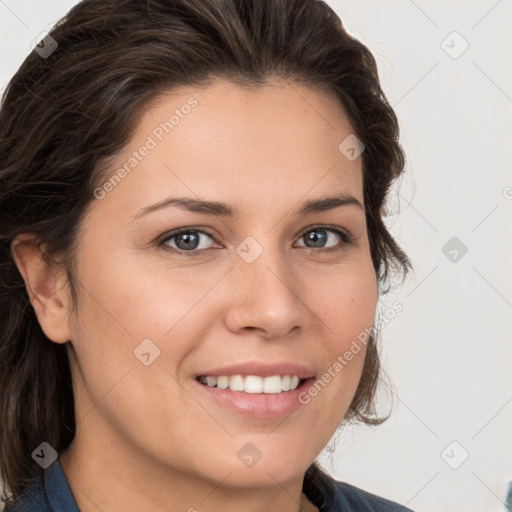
[12,79,377,512]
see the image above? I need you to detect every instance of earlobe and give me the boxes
[10,234,72,344]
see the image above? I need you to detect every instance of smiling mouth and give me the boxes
[196,374,307,394]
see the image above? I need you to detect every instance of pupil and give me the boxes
[177,232,199,250]
[306,229,326,248]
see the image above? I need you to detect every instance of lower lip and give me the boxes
[193,377,315,418]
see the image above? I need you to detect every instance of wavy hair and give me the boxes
[0,0,411,503]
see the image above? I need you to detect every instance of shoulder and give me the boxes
[1,458,77,512]
[303,462,415,512]
[330,480,415,511]
[2,475,51,512]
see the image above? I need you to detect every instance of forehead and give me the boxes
[95,79,363,219]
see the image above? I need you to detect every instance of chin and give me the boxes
[204,448,309,489]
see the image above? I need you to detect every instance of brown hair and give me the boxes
[0,0,411,504]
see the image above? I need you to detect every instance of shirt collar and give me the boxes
[44,459,80,512]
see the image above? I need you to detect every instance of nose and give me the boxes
[223,245,305,339]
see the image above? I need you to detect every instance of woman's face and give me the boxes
[61,79,377,494]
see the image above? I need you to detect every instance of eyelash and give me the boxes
[157,224,354,256]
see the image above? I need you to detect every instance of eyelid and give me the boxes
[296,223,353,245]
[157,224,354,254]
[156,226,218,250]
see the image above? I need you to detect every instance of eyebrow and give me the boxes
[132,191,364,220]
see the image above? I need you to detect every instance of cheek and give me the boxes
[67,267,195,446]
[298,267,377,450]
[74,245,221,338]
[67,252,226,401]
[315,263,378,341]
[310,263,378,391]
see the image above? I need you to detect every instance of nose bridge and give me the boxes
[225,234,304,336]
[236,235,297,302]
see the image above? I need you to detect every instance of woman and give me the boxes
[0,0,413,510]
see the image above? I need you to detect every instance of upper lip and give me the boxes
[195,361,316,379]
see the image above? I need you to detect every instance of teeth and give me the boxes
[245,375,263,393]
[229,375,245,392]
[217,376,229,389]
[262,375,281,393]
[198,374,303,393]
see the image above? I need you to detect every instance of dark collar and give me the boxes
[302,462,337,511]
[43,459,80,512]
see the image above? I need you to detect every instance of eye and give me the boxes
[295,225,353,252]
[158,224,354,255]
[158,227,218,254]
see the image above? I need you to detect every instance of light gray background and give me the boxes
[1,1,511,511]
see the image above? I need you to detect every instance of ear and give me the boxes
[10,234,72,344]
